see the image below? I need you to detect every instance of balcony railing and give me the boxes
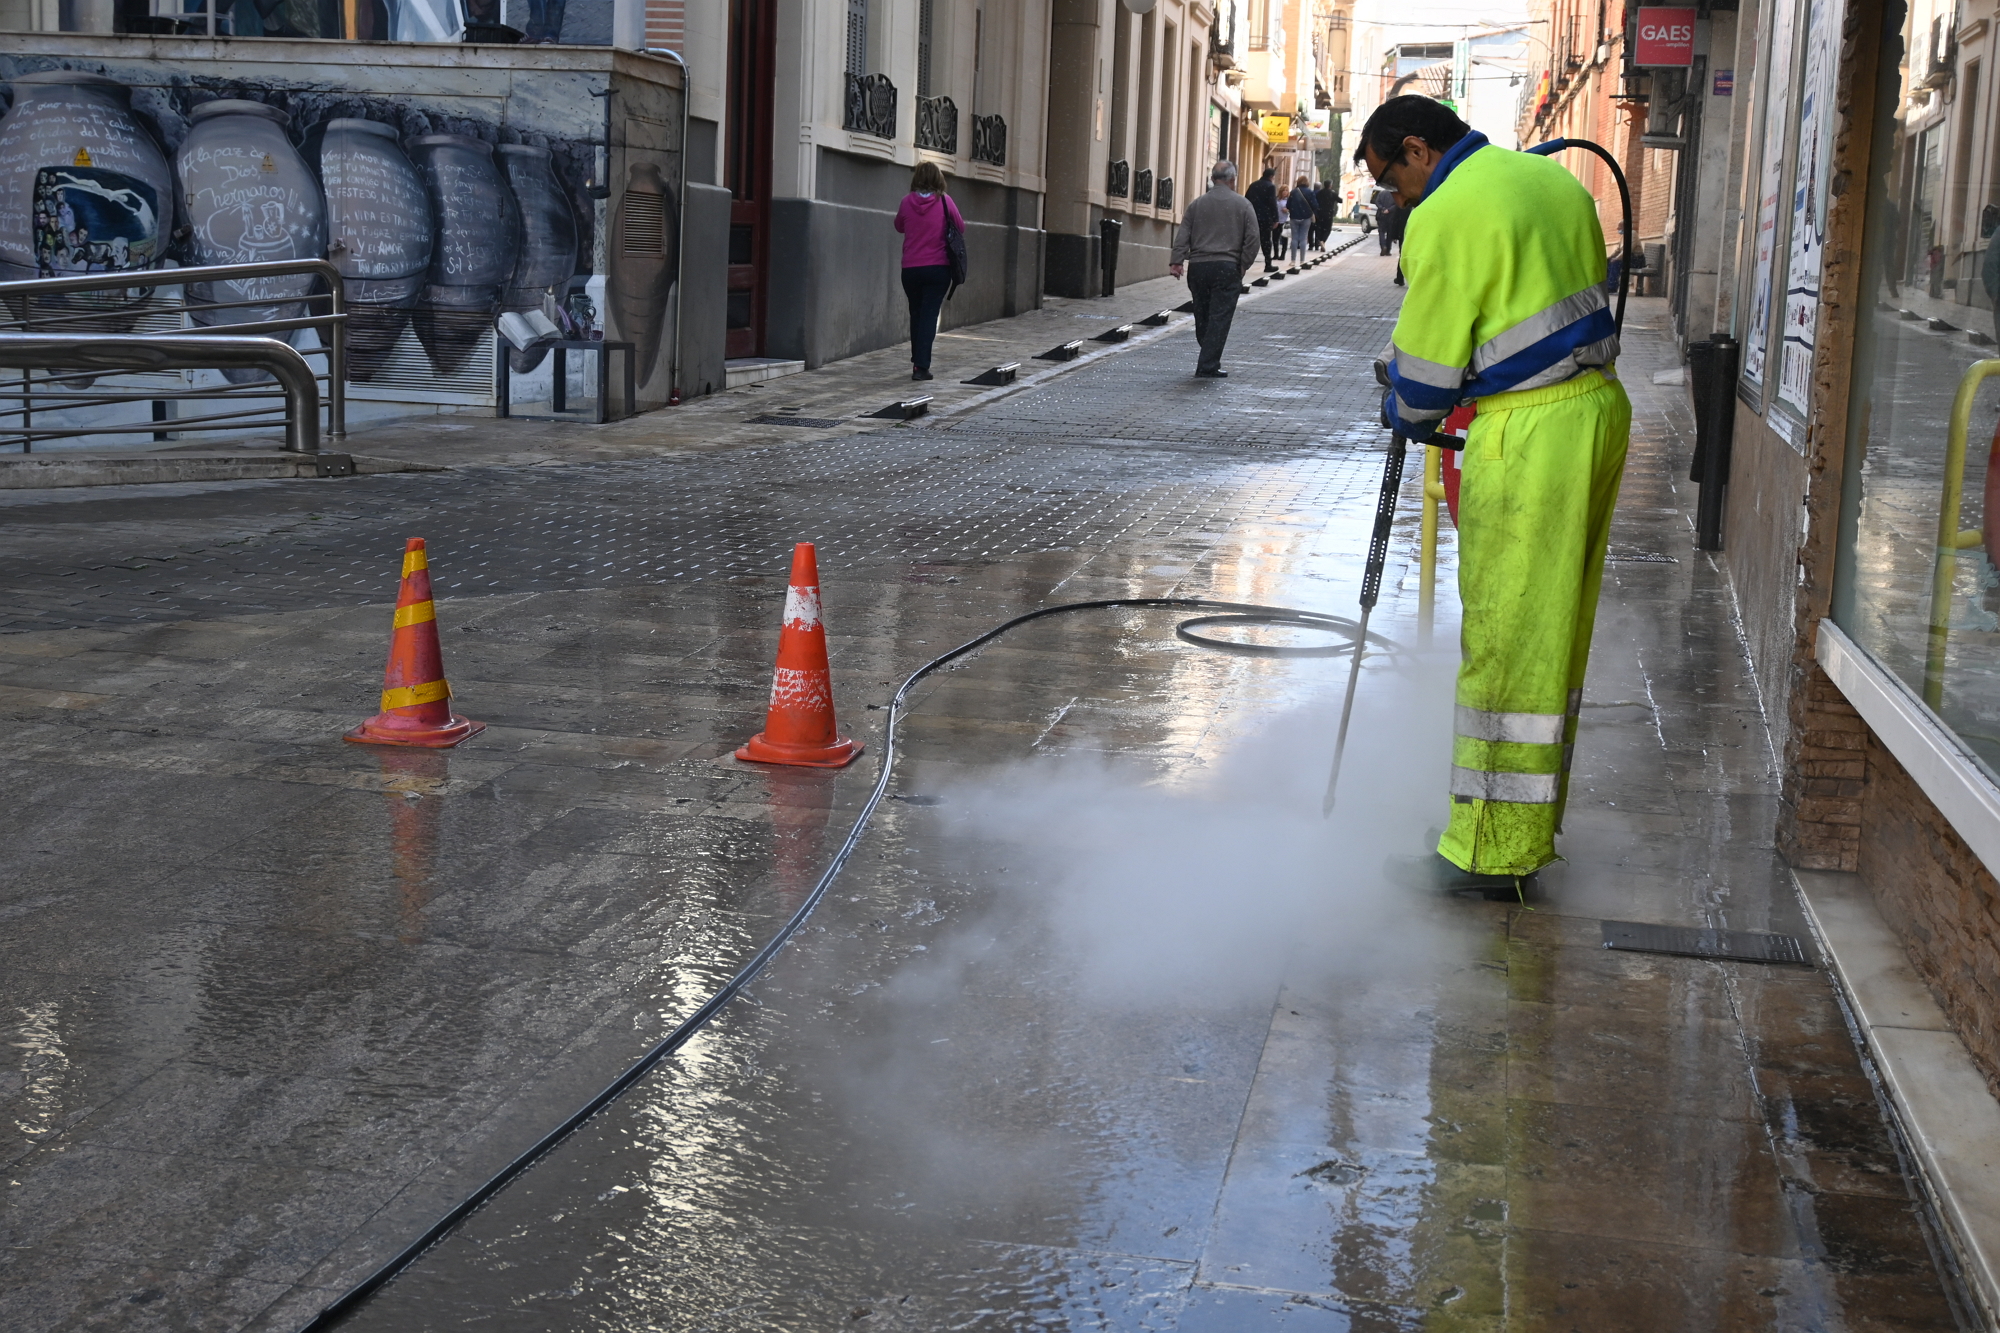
[1156,176,1175,212]
[971,114,1007,166]
[916,94,959,154]
[1134,168,1154,205]
[1108,158,1130,197]
[844,73,898,139]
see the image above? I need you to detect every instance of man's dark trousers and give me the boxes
[1187,261,1242,373]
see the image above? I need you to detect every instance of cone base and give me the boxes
[734,732,864,768]
[344,713,486,749]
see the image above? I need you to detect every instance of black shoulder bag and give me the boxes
[941,199,968,297]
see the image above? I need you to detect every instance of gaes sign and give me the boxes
[1635,7,1697,66]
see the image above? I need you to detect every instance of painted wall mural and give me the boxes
[0,70,172,333]
[0,55,683,409]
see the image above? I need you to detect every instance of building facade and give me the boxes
[1043,0,1216,295]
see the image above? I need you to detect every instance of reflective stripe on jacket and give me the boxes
[1384,132,1618,437]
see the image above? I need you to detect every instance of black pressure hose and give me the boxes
[1526,137,1634,338]
[297,596,1388,1331]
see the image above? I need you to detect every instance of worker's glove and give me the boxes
[1380,387,1440,443]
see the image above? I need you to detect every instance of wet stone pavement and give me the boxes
[0,252,1972,1331]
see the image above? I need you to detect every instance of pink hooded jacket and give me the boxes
[893,191,964,268]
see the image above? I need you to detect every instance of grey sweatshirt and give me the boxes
[1171,184,1263,272]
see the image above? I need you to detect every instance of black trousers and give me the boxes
[901,264,952,370]
[1258,225,1278,266]
[1187,261,1242,373]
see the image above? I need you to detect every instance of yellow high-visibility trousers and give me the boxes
[1438,368,1630,876]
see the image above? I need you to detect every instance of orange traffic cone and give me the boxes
[344,538,485,749]
[736,542,863,768]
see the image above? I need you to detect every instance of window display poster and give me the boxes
[1777,0,1843,417]
[1743,0,1800,388]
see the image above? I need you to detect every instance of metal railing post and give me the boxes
[0,259,348,451]
[0,332,320,454]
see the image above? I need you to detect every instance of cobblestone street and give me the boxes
[0,251,1972,1330]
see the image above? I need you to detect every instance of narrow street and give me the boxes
[1,251,1969,1330]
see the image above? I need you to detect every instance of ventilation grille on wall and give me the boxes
[623,194,667,256]
[348,323,497,401]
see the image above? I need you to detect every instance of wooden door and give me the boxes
[726,0,777,359]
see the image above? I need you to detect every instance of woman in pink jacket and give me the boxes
[892,162,963,381]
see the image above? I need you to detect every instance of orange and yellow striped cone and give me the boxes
[735,542,863,768]
[344,538,485,748]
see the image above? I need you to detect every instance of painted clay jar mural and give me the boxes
[306,117,433,380]
[496,142,576,372]
[175,99,328,380]
[609,160,677,388]
[0,71,173,336]
[407,133,520,375]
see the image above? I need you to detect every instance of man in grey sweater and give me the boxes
[1169,161,1263,378]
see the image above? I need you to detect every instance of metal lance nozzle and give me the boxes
[1324,425,1409,816]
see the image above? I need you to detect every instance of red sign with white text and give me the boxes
[1635,7,1697,65]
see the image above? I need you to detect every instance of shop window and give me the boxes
[1834,0,2000,778]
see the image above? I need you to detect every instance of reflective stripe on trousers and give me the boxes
[1438,369,1630,876]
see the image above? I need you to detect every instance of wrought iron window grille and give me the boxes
[1156,176,1174,211]
[1134,168,1154,205]
[1108,158,1130,197]
[971,114,1007,166]
[844,73,898,139]
[916,95,958,154]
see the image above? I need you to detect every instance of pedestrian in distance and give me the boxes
[1287,176,1316,261]
[893,160,964,382]
[1372,183,1401,257]
[1360,93,1628,898]
[1274,183,1291,260]
[1245,165,1280,271]
[1169,160,1261,379]
[1313,180,1338,249]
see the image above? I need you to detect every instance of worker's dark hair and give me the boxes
[1353,95,1471,165]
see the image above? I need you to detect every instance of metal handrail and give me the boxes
[0,333,320,454]
[0,259,347,440]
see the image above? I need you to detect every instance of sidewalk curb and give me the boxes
[915,230,1374,427]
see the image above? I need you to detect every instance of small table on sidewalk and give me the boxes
[495,339,637,424]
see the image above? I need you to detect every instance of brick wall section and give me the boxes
[1777,662,1864,870]
[645,0,683,53]
[1859,731,2000,1097]
[1778,0,1881,864]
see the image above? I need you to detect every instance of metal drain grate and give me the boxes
[1602,920,1810,965]
[1605,551,1680,564]
[746,414,845,428]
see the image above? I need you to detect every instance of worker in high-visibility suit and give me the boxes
[1358,95,1630,894]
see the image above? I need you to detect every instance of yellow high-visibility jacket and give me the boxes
[1384,132,1619,439]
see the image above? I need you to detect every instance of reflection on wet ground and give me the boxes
[0,260,1967,1330]
[343,279,1964,1330]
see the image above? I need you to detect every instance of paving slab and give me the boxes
[0,255,1972,1332]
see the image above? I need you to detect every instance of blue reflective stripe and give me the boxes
[1388,363,1461,412]
[1462,305,1616,399]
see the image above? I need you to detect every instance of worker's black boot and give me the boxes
[1385,853,1537,902]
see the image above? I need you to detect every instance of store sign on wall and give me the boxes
[1261,114,1292,142]
[1635,7,1697,66]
